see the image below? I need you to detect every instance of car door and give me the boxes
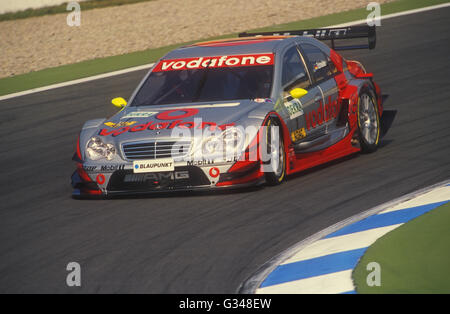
[280,45,323,144]
[298,43,341,141]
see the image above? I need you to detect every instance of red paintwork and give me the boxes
[355,73,373,79]
[191,36,287,47]
[216,168,264,187]
[373,81,383,115]
[330,49,344,72]
[346,60,366,77]
[76,163,92,182]
[287,131,360,175]
[76,135,82,160]
[76,163,102,194]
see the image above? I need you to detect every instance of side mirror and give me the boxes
[112,97,127,109]
[289,88,308,99]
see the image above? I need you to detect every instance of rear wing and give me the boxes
[238,25,376,50]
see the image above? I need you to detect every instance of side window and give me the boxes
[301,43,336,83]
[281,46,311,91]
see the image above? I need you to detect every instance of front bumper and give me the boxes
[71,160,264,198]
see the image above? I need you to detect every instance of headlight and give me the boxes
[86,137,116,161]
[201,128,244,156]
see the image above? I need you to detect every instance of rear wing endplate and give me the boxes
[238,25,376,50]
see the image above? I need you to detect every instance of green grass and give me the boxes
[353,201,450,294]
[0,0,154,22]
[1,0,449,96]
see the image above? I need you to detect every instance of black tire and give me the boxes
[357,87,381,153]
[264,118,286,186]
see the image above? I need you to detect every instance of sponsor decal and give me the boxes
[120,112,158,119]
[187,160,215,167]
[153,53,274,72]
[300,28,349,39]
[96,174,105,185]
[291,128,306,142]
[124,171,189,183]
[226,156,239,163]
[82,165,125,172]
[99,113,235,137]
[104,121,137,128]
[209,167,220,178]
[284,99,304,119]
[101,164,125,172]
[253,98,273,103]
[313,60,328,72]
[83,165,97,172]
[133,158,174,173]
[305,96,340,130]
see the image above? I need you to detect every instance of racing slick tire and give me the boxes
[264,117,286,186]
[357,87,381,153]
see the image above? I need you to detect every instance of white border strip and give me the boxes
[1,2,449,102]
[238,179,450,294]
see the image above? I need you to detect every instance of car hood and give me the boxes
[96,99,273,144]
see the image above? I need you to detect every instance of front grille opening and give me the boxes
[122,140,191,160]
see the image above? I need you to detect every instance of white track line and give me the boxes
[0,63,154,102]
[1,2,449,102]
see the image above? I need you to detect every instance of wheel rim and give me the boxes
[359,94,379,145]
[268,124,284,176]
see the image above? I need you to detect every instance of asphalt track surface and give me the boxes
[1,8,449,293]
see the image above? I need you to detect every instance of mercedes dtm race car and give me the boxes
[72,25,394,197]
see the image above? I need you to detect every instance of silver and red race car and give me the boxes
[72,25,394,197]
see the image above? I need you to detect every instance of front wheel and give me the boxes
[264,118,286,186]
[357,88,381,153]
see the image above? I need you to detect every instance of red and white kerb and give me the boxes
[153,53,274,72]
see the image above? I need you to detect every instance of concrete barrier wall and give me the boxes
[0,0,88,14]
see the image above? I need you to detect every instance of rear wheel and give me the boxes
[357,87,380,153]
[264,118,286,186]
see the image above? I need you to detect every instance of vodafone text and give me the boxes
[153,53,274,72]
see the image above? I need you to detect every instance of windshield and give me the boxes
[131,55,274,106]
